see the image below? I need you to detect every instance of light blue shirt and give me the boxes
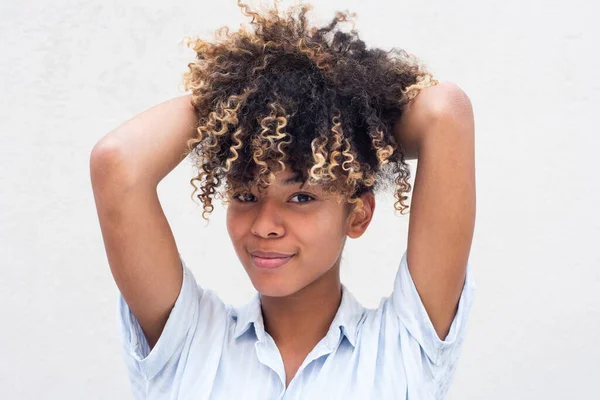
[116,249,476,399]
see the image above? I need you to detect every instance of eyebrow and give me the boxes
[281,174,307,189]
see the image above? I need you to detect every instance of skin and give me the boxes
[392,81,475,341]
[226,167,375,385]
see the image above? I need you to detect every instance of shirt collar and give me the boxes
[232,284,365,348]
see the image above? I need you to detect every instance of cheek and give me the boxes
[226,209,248,244]
[297,211,346,257]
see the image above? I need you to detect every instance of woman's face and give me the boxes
[226,167,374,297]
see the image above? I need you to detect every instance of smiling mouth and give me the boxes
[251,254,294,269]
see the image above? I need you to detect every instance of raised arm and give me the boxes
[90,94,198,349]
[393,81,476,340]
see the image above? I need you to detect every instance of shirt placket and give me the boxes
[254,330,342,400]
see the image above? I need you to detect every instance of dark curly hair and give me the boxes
[180,0,439,221]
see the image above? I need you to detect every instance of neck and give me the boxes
[260,262,342,351]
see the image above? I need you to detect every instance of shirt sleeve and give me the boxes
[115,252,227,383]
[391,248,476,367]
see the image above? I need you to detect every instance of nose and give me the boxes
[250,198,284,238]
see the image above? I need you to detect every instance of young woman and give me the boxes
[90,1,476,399]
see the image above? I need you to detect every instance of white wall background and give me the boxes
[1,0,598,398]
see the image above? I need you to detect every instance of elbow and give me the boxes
[89,140,134,188]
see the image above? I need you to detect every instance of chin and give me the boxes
[250,280,297,298]
[242,257,296,297]
[246,273,305,297]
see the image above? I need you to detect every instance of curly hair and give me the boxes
[180,0,439,221]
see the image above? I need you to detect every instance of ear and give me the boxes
[346,192,376,239]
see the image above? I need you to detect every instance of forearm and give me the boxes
[91,94,197,187]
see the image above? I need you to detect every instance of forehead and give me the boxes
[236,167,347,203]
[235,164,313,191]
[276,170,308,186]
[238,163,345,197]
[260,168,308,189]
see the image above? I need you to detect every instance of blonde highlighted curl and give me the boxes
[180,0,438,221]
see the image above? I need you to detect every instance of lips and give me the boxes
[250,250,294,258]
[249,250,295,269]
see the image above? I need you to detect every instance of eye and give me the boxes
[289,193,315,204]
[233,192,257,203]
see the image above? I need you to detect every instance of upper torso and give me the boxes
[116,249,476,400]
